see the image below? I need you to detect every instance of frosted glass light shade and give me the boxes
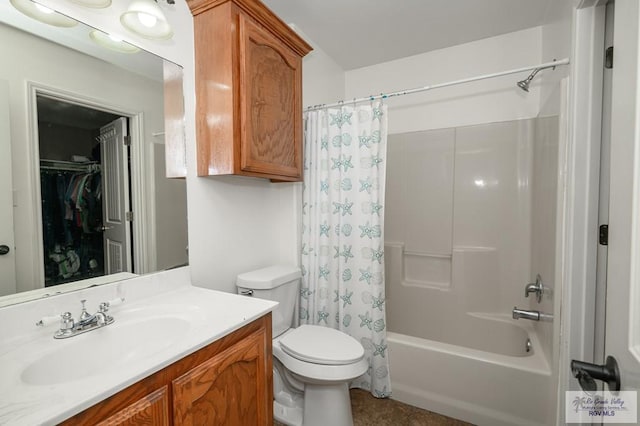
[10,0,78,27]
[89,30,140,53]
[68,0,112,8]
[120,0,173,40]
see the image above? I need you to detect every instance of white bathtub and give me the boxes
[387,316,551,426]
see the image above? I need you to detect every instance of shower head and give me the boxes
[517,77,531,92]
[516,68,542,92]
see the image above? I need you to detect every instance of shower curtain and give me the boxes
[300,102,391,397]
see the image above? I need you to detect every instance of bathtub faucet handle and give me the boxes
[524,274,544,303]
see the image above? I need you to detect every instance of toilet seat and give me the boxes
[273,328,369,383]
[279,325,364,365]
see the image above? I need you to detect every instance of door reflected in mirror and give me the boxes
[0,2,188,306]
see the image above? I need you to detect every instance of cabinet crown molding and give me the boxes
[187,0,313,57]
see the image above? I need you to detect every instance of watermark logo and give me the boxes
[566,391,637,423]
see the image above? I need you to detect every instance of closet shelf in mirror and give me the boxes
[40,159,100,173]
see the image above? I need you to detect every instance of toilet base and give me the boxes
[303,382,353,426]
[274,400,303,426]
[274,381,355,426]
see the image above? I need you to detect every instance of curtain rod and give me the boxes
[304,58,570,111]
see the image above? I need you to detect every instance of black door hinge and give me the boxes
[605,46,614,69]
[599,224,608,245]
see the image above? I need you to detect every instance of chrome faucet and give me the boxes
[76,300,109,328]
[37,298,124,339]
[512,307,553,322]
[524,274,545,303]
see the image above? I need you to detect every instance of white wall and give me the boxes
[0,23,166,293]
[153,144,188,270]
[298,29,346,107]
[31,1,345,294]
[345,27,542,135]
[539,0,574,117]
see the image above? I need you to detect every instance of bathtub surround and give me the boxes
[530,116,560,365]
[301,102,391,397]
[385,119,537,336]
[384,116,558,425]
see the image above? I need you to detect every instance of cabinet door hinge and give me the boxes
[599,224,608,245]
[124,135,131,146]
[126,211,133,222]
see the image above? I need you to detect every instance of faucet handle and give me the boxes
[60,312,75,331]
[96,301,116,326]
[524,274,544,303]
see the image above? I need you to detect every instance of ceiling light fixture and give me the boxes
[10,0,78,27]
[67,0,112,8]
[120,0,174,40]
[89,30,140,54]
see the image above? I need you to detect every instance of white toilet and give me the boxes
[237,265,368,426]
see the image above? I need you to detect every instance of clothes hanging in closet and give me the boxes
[40,169,104,286]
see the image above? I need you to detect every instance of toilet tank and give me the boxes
[236,265,301,338]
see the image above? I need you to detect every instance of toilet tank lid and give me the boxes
[236,265,301,290]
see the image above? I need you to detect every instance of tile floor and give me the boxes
[275,389,473,426]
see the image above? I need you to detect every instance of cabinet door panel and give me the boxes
[239,14,302,179]
[172,330,269,425]
[95,386,169,426]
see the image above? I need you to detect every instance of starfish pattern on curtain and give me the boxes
[300,102,391,397]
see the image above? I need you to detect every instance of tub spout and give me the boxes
[513,307,539,321]
[512,307,553,322]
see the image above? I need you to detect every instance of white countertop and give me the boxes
[0,268,277,425]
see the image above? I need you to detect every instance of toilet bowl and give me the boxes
[272,326,368,426]
[237,266,368,426]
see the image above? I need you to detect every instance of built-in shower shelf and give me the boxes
[403,251,452,289]
[403,250,452,259]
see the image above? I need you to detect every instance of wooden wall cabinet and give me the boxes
[188,0,312,182]
[61,314,273,426]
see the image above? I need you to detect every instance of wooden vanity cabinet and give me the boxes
[187,0,312,181]
[94,387,170,426]
[61,314,273,426]
[173,327,268,424]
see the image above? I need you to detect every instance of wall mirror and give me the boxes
[0,2,188,307]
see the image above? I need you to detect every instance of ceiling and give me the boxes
[262,0,557,70]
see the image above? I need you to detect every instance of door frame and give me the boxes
[0,79,16,295]
[556,0,608,423]
[603,0,640,389]
[26,82,157,284]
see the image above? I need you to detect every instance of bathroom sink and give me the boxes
[21,316,190,386]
